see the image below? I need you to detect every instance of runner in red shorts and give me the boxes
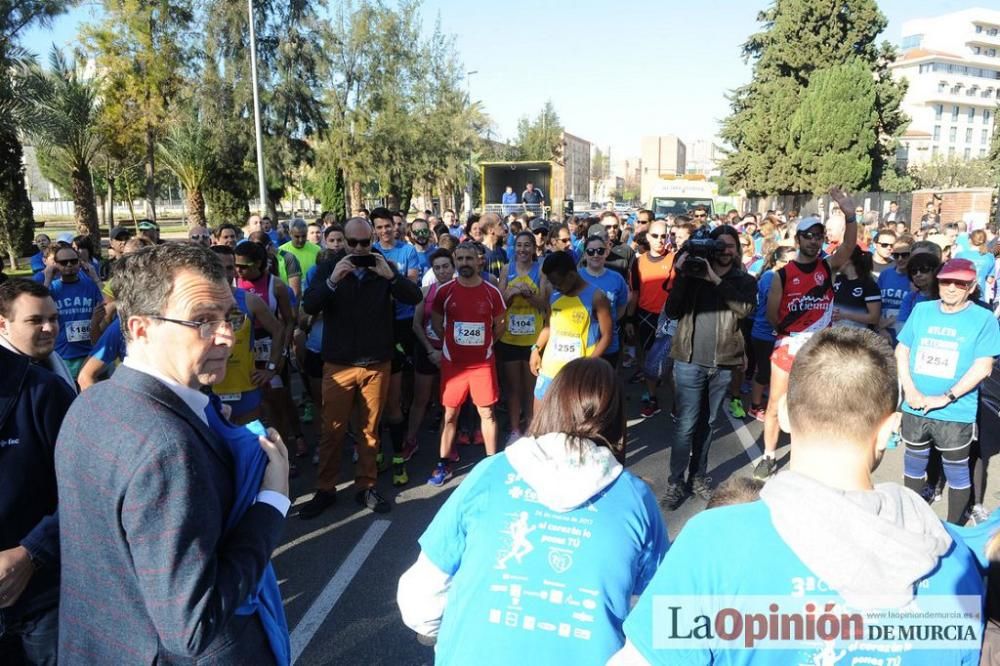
[427,243,507,486]
[754,187,859,480]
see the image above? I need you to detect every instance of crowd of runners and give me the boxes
[3,190,1000,664]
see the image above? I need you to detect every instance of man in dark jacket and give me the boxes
[0,281,76,664]
[300,217,423,517]
[660,224,756,508]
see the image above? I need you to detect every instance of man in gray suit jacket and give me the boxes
[55,243,290,664]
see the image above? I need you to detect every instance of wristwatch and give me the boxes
[266,362,277,372]
[946,390,958,403]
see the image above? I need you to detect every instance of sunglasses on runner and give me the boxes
[648,233,667,240]
[585,247,607,256]
[877,242,894,248]
[798,231,823,241]
[939,279,972,289]
[346,238,372,248]
[909,265,935,276]
[892,252,910,260]
[56,258,79,267]
[234,262,256,270]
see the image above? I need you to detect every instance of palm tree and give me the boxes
[28,47,103,247]
[158,105,214,228]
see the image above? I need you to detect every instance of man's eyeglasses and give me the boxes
[234,262,256,271]
[877,242,894,248]
[585,247,607,257]
[147,313,247,339]
[648,233,667,240]
[892,252,911,260]
[798,231,823,241]
[190,234,211,241]
[555,237,571,244]
[412,229,430,237]
[532,229,547,236]
[346,238,372,248]
[56,258,79,267]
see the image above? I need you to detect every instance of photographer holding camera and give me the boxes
[660,224,756,508]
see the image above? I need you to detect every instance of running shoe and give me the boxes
[689,475,714,501]
[401,437,419,462]
[747,405,767,422]
[355,487,391,513]
[622,354,636,369]
[457,431,472,446]
[427,462,453,487]
[753,456,776,481]
[660,481,685,509]
[967,504,991,525]
[728,397,747,419]
[392,456,408,487]
[640,397,661,419]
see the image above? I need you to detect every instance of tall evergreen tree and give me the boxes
[720,0,907,195]
[0,0,71,266]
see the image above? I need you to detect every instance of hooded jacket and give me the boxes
[398,434,668,664]
[0,343,75,622]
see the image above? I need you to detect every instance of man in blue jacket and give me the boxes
[0,280,77,664]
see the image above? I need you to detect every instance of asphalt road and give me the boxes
[274,370,996,666]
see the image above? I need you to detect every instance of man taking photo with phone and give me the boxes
[301,218,423,517]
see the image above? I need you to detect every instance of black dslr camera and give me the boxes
[679,226,726,277]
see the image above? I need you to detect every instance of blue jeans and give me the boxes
[0,602,58,665]
[669,360,733,485]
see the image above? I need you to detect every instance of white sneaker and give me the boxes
[968,504,990,525]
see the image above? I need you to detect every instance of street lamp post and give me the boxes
[464,70,478,217]
[248,0,268,218]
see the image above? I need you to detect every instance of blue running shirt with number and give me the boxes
[898,300,1000,423]
[419,454,668,666]
[50,277,104,360]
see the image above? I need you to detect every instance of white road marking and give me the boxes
[727,414,763,465]
[290,519,391,664]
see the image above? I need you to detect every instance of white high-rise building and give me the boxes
[890,8,1000,167]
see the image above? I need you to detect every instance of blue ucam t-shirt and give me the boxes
[898,300,1000,424]
[623,500,983,666]
[419,453,668,666]
[878,267,911,337]
[375,241,420,320]
[751,271,777,342]
[580,268,629,353]
[50,277,103,360]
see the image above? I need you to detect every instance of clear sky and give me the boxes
[21,0,982,158]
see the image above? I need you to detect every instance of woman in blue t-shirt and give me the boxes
[398,358,669,665]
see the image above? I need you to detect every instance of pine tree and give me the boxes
[720,0,907,195]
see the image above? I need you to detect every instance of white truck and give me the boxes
[645,179,718,218]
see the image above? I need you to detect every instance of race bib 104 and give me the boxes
[454,321,486,346]
[508,314,536,336]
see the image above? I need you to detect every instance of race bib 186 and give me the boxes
[454,321,486,346]
[66,320,91,343]
[508,314,536,336]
